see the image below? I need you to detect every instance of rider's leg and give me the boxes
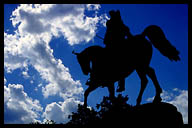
[117,78,125,92]
[107,84,115,99]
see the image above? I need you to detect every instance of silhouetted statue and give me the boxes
[66,95,184,127]
[73,10,180,107]
[104,10,133,92]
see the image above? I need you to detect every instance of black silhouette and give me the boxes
[104,10,133,92]
[65,95,184,127]
[29,95,184,126]
[73,10,180,107]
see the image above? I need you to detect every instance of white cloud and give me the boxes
[87,4,101,11]
[43,98,83,124]
[22,71,29,78]
[34,87,38,92]
[10,4,104,45]
[4,4,108,124]
[4,32,29,73]
[99,13,109,27]
[30,80,34,84]
[168,89,188,124]
[38,83,42,87]
[146,88,188,124]
[4,4,108,100]
[4,77,7,85]
[4,84,43,124]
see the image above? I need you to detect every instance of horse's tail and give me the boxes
[142,25,180,61]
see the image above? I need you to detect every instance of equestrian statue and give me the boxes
[72,10,180,107]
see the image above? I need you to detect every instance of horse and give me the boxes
[73,25,180,107]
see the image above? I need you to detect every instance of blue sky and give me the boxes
[4,4,188,124]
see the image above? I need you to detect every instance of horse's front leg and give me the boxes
[84,85,98,107]
[107,83,115,100]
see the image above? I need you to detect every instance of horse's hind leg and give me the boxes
[146,67,162,103]
[136,69,148,106]
[107,83,115,99]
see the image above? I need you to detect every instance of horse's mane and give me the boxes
[82,45,104,56]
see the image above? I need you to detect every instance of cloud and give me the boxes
[4,83,43,124]
[43,98,83,124]
[4,77,7,85]
[4,4,108,100]
[22,70,30,78]
[10,4,104,45]
[4,32,29,73]
[146,88,188,124]
[99,13,110,27]
[4,4,108,124]
[86,4,101,11]
[168,89,188,124]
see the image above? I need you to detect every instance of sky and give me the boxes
[4,4,188,124]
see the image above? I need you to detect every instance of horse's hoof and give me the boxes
[136,98,141,106]
[157,88,163,94]
[153,95,162,103]
[83,104,87,108]
[117,87,125,92]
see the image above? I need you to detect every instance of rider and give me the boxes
[104,10,133,48]
[104,10,133,92]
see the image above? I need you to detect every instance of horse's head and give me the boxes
[72,50,91,76]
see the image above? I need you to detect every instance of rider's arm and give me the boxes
[123,25,133,38]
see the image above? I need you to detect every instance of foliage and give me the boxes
[66,104,99,127]
[30,94,132,127]
[65,94,132,127]
[29,94,184,128]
